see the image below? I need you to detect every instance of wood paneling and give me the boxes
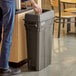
[9,10,33,63]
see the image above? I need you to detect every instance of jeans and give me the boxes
[0,1,15,69]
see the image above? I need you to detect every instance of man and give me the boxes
[0,0,42,75]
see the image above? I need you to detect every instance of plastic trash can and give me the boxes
[24,9,54,71]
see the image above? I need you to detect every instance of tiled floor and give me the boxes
[1,23,76,76]
[12,29,76,76]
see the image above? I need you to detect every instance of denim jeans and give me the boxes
[0,1,15,69]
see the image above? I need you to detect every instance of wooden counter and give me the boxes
[9,9,33,63]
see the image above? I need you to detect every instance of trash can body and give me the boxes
[25,9,54,71]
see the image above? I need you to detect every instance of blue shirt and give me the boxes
[0,0,14,1]
[0,0,15,6]
[0,0,15,2]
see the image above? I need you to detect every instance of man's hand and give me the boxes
[33,3,42,14]
[30,0,42,14]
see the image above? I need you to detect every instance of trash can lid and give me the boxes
[25,9,54,22]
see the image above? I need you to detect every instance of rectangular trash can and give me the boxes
[24,9,54,71]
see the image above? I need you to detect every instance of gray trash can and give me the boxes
[24,9,54,71]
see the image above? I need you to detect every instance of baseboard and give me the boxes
[9,59,28,68]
